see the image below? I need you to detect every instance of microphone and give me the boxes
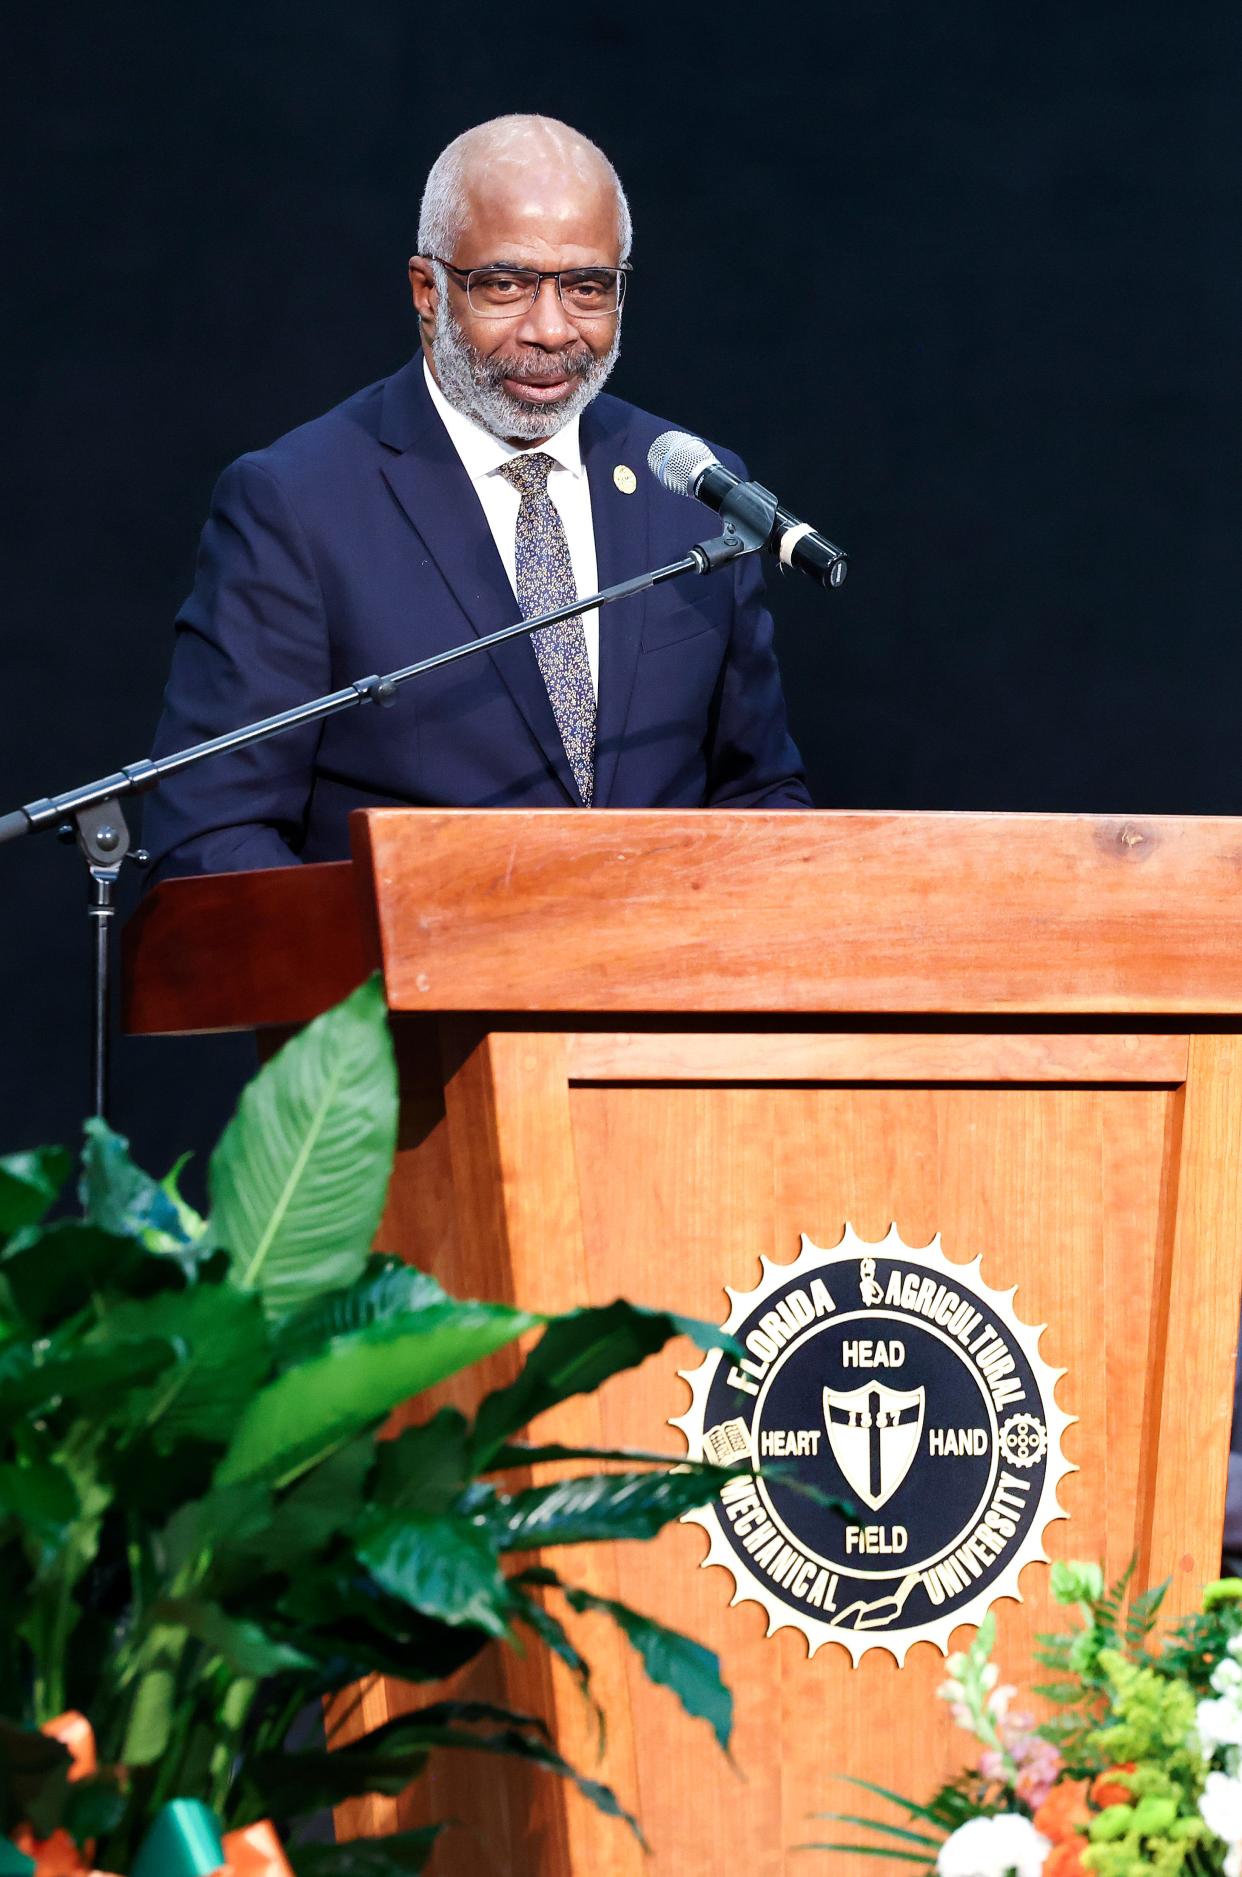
[648,430,847,588]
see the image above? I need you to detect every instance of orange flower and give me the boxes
[11,1713,101,1874]
[1034,1778,1092,1844]
[1044,1838,1088,1877]
[222,1820,295,1876]
[1090,1763,1137,1809]
[10,1824,90,1874]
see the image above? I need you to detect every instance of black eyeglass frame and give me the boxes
[423,255,631,317]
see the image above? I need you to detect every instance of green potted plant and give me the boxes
[0,979,735,1874]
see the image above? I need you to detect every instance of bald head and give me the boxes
[418,115,632,264]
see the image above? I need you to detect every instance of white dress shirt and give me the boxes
[423,359,600,695]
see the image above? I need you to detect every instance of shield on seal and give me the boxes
[823,1381,925,1511]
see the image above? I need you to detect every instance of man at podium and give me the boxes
[143,113,811,883]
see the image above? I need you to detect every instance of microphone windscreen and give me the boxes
[647,429,719,497]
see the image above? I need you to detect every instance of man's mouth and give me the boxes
[436,308,620,439]
[503,374,574,403]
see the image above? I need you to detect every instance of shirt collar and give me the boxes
[423,357,584,483]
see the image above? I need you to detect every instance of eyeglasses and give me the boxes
[425,256,630,318]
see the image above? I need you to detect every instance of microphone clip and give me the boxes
[690,479,779,574]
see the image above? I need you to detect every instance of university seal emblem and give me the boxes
[672,1226,1073,1662]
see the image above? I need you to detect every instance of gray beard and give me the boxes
[430,298,620,442]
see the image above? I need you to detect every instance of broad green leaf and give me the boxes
[1050,1558,1105,1606]
[92,1419,227,1539]
[12,1436,109,1720]
[159,1479,275,1579]
[0,1221,157,1330]
[0,1716,73,1830]
[216,1299,534,1487]
[0,1340,33,1398]
[60,1777,127,1846]
[479,1465,735,1550]
[278,1568,491,1687]
[23,1426,111,1590]
[357,1514,509,1636]
[241,1743,431,1814]
[152,1597,313,1674]
[274,1262,451,1369]
[394,1716,645,1846]
[0,1335,176,1420]
[0,1149,71,1239]
[487,1439,703,1471]
[288,1831,443,1875]
[250,1439,375,1572]
[16,1769,75,1844]
[1,1750,127,1849]
[78,1120,194,1248]
[471,1300,739,1465]
[120,1663,176,1766]
[509,1583,593,1687]
[160,1153,207,1242]
[507,1584,604,1746]
[0,1462,79,1547]
[251,1702,643,1844]
[90,1284,270,1447]
[335,1695,549,1737]
[371,1410,472,1516]
[563,1584,733,1753]
[208,977,398,1319]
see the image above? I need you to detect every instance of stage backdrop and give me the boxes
[2,0,1239,1183]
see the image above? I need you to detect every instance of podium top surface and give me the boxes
[124,808,1242,1033]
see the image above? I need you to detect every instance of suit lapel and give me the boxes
[378,360,578,802]
[584,400,649,808]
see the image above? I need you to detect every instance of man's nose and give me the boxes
[516,277,576,349]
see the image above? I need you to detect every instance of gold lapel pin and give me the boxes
[613,464,637,494]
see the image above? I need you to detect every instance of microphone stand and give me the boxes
[0,484,780,1121]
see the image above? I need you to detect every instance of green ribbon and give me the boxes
[130,1800,226,1877]
[0,1798,230,1877]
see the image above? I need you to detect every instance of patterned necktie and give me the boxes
[498,451,596,805]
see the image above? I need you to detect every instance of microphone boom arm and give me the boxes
[0,527,769,848]
[0,525,767,1118]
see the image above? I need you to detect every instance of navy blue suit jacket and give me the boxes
[144,357,811,880]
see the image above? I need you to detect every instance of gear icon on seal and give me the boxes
[999,1412,1048,1468]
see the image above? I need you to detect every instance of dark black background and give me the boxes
[3,2,1239,1190]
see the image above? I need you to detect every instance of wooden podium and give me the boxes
[124,810,1242,1877]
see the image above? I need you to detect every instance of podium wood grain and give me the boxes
[124,812,1242,1876]
[355,809,1242,1016]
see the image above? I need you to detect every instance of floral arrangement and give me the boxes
[806,1561,1242,1876]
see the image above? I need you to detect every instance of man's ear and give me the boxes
[408,255,438,328]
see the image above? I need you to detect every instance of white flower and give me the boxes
[1198,1697,1242,1755]
[1213,1657,1242,1696]
[986,1683,1017,1724]
[936,1814,1050,1877]
[1200,1771,1242,1856]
